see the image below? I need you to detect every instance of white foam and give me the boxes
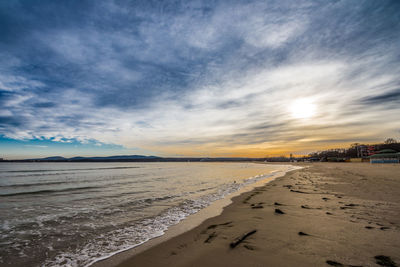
[43,166,301,267]
[1,163,300,267]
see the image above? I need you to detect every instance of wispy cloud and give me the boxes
[361,89,400,105]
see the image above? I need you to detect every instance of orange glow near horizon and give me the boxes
[145,139,384,158]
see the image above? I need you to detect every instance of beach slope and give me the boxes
[116,163,400,267]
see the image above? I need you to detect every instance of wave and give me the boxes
[1,166,140,173]
[0,180,71,188]
[3,171,82,178]
[0,174,149,189]
[0,186,102,197]
[42,172,279,267]
[1,164,299,267]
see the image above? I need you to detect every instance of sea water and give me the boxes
[0,162,294,266]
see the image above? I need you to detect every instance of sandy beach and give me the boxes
[99,163,400,267]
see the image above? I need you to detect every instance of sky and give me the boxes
[1,0,400,159]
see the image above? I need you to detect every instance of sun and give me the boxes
[290,98,316,119]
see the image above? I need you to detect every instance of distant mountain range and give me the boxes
[27,155,161,162]
[8,155,271,162]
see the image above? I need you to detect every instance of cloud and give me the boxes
[0,116,24,127]
[243,14,308,49]
[0,75,43,92]
[361,89,400,105]
[33,102,58,108]
[0,0,400,156]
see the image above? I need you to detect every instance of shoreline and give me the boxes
[92,164,300,267]
[110,162,400,267]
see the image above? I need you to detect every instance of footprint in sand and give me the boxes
[251,203,264,209]
[345,203,359,207]
[206,221,233,230]
[243,244,255,250]
[204,231,217,243]
[301,205,322,210]
[243,192,261,204]
[203,221,233,243]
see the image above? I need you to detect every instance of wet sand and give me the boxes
[105,163,400,267]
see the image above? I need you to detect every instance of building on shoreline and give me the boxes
[368,149,400,163]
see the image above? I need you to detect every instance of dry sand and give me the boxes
[105,163,400,267]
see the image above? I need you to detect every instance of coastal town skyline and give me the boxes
[1,1,400,159]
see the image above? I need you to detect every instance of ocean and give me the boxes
[0,162,295,266]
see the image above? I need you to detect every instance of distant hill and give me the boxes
[27,155,161,162]
[31,156,67,161]
[9,155,269,162]
[86,155,161,160]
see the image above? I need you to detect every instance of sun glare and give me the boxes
[290,98,316,119]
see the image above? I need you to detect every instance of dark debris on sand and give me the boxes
[298,231,309,236]
[230,230,257,248]
[274,208,285,214]
[326,260,363,267]
[375,255,398,267]
[290,189,311,194]
[326,260,344,266]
